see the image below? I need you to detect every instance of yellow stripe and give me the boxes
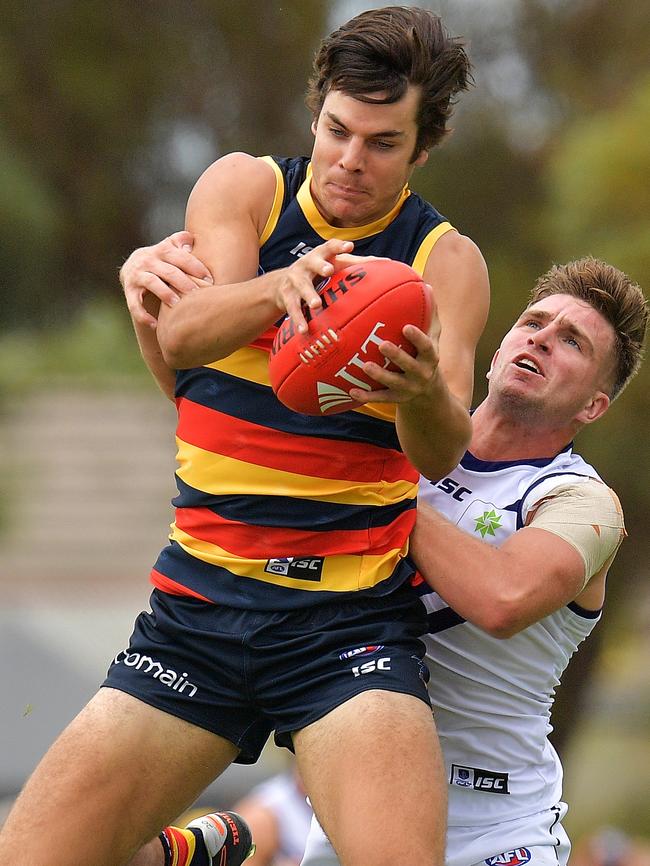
[297,162,410,241]
[206,346,270,385]
[410,222,456,276]
[172,527,409,592]
[353,402,396,422]
[258,156,285,246]
[176,438,416,506]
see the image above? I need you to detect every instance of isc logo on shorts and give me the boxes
[350,657,391,677]
[485,849,531,866]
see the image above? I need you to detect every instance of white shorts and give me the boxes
[300,803,571,866]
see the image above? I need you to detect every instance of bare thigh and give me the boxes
[0,687,239,866]
[293,690,446,866]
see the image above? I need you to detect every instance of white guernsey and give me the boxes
[301,445,624,866]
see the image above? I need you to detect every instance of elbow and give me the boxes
[159,327,211,370]
[161,342,193,370]
[473,595,526,639]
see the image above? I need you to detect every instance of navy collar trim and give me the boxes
[460,442,573,473]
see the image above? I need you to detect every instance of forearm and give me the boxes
[411,504,586,637]
[131,295,176,400]
[411,504,507,619]
[157,269,288,368]
[397,376,471,480]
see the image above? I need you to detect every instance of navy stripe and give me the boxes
[172,476,416,530]
[153,542,415,611]
[461,444,573,473]
[426,607,466,634]
[567,600,601,619]
[548,804,562,856]
[176,366,403,451]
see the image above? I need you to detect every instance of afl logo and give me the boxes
[485,850,531,866]
[339,645,384,660]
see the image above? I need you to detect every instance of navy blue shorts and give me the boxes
[103,587,431,764]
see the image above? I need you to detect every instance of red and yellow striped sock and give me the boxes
[159,826,207,866]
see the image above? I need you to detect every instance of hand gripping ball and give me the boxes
[269,259,431,415]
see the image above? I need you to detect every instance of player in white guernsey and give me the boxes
[300,257,647,866]
[232,769,312,866]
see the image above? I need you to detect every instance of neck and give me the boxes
[469,399,576,462]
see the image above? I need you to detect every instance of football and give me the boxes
[269,258,431,415]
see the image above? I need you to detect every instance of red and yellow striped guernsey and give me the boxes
[150,156,456,610]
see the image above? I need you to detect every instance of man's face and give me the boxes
[309,87,428,228]
[488,294,616,428]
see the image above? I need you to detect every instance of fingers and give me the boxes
[349,325,440,404]
[332,254,388,268]
[167,230,195,250]
[120,234,214,325]
[282,239,354,333]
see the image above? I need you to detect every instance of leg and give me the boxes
[0,687,239,866]
[293,690,446,866]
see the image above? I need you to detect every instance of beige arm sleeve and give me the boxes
[525,479,626,590]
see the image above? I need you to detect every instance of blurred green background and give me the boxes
[1,0,648,854]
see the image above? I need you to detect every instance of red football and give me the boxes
[269,259,432,415]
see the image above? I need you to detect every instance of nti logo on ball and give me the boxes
[268,259,429,415]
[485,849,531,866]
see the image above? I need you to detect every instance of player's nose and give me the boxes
[339,138,365,172]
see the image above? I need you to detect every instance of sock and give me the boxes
[159,826,208,866]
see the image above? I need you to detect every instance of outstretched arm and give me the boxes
[349,231,489,480]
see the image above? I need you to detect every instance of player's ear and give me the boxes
[413,149,429,167]
[311,118,318,137]
[576,390,610,425]
[486,350,499,380]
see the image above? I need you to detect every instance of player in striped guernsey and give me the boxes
[0,8,488,866]
[299,258,648,866]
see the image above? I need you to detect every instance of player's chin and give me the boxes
[328,199,373,227]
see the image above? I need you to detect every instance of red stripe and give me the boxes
[164,827,189,866]
[174,506,415,557]
[250,326,275,352]
[150,569,212,601]
[176,398,416,484]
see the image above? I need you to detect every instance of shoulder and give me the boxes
[528,476,624,526]
[424,229,488,283]
[526,477,625,586]
[423,229,490,348]
[187,152,278,232]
